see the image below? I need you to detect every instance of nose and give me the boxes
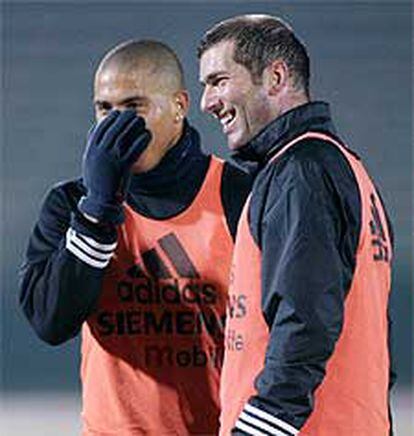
[200,85,221,114]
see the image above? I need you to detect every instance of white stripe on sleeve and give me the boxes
[71,228,117,252]
[238,412,290,436]
[66,228,116,269]
[234,419,267,436]
[243,404,299,436]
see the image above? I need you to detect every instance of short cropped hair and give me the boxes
[198,15,309,94]
[97,39,185,91]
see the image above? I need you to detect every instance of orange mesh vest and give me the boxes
[220,133,392,436]
[81,157,233,435]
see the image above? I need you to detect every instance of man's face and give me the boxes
[94,65,183,172]
[199,40,273,150]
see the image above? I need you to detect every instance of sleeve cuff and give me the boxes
[234,403,299,436]
[65,227,117,269]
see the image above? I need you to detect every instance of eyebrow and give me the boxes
[94,95,148,106]
[200,71,228,85]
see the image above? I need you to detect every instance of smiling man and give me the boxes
[199,15,395,436]
[19,39,251,435]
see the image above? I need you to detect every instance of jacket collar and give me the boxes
[128,119,206,194]
[231,101,336,168]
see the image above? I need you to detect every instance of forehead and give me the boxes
[199,40,239,79]
[94,65,161,101]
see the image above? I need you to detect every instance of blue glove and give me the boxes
[78,110,151,224]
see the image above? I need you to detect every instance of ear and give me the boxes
[264,60,289,96]
[174,90,190,122]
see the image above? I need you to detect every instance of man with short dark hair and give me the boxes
[199,14,394,436]
[20,39,251,435]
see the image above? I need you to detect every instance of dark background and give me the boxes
[2,0,412,404]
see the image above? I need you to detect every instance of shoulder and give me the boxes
[259,137,359,197]
[281,137,356,180]
[248,136,362,244]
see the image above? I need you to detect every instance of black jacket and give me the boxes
[19,121,252,345]
[230,102,395,435]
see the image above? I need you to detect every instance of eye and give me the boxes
[95,101,111,115]
[212,76,228,88]
[125,102,138,110]
[124,101,147,113]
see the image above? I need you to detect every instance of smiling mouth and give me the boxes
[217,108,236,134]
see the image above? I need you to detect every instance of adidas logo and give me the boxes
[369,193,390,262]
[126,232,200,279]
[118,232,217,305]
[97,232,224,344]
